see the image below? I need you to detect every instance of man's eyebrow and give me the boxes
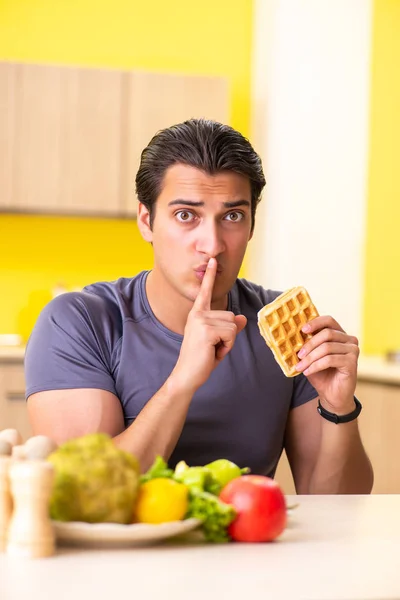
[167,199,251,208]
[168,199,204,207]
[222,200,251,209]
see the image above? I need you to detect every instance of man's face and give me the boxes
[138,164,253,306]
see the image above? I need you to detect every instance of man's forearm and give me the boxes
[308,419,374,494]
[112,370,195,473]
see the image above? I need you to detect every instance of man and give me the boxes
[26,119,373,494]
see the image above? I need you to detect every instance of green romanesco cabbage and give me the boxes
[47,433,140,524]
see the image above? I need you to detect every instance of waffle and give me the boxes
[257,286,319,377]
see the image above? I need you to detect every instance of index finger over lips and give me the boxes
[193,258,217,311]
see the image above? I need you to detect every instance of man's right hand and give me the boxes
[172,258,247,393]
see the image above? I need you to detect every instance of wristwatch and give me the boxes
[317,396,362,424]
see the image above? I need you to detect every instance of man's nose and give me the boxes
[196,220,226,257]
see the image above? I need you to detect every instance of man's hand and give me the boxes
[295,316,359,415]
[172,258,247,393]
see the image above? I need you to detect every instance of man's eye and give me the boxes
[176,210,195,222]
[224,211,244,222]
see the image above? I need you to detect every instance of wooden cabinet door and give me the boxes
[2,62,124,215]
[0,63,17,209]
[275,450,296,495]
[122,72,229,215]
[0,363,32,442]
[356,381,400,494]
[59,67,125,215]
[276,381,400,495]
[1,63,228,216]
[12,63,63,212]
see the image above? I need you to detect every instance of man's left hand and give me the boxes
[295,316,359,415]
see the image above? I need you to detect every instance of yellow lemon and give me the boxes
[134,478,189,524]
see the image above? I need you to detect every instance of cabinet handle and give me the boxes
[6,392,26,402]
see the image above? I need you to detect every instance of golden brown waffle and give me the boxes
[257,286,319,377]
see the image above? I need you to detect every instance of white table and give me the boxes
[1,494,400,600]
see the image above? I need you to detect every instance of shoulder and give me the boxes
[24,287,124,399]
[233,278,282,317]
[50,272,149,326]
[38,286,120,333]
[82,273,147,319]
[26,290,119,362]
[27,273,148,358]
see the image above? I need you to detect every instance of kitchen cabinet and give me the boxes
[123,71,229,215]
[354,380,400,494]
[11,64,65,212]
[275,378,400,495]
[0,360,31,441]
[0,62,17,210]
[0,62,228,217]
[2,63,124,215]
[59,66,124,215]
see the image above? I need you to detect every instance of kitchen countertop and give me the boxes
[0,345,25,361]
[357,355,400,385]
[1,345,400,385]
[1,494,399,600]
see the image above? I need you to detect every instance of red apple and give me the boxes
[219,474,287,542]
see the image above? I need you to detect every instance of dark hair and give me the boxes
[135,118,266,231]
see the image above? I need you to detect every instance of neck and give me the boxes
[145,268,228,335]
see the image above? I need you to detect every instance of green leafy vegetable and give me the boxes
[140,456,238,542]
[186,490,236,543]
[139,455,174,483]
[174,462,221,495]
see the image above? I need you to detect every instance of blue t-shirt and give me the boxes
[25,272,317,476]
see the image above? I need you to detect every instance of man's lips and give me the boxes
[194,264,223,281]
[194,264,223,274]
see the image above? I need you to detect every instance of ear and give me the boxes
[248,223,255,241]
[137,203,153,243]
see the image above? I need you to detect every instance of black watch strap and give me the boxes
[317,396,362,424]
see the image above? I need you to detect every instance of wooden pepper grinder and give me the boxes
[7,460,55,558]
[0,455,12,552]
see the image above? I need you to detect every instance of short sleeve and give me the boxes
[290,373,318,409]
[24,292,118,400]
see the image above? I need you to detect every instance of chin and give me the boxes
[186,285,200,304]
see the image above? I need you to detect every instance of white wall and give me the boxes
[249,0,372,342]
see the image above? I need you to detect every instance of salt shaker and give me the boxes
[7,460,55,558]
[11,445,27,460]
[0,429,23,448]
[24,436,58,460]
[0,456,12,552]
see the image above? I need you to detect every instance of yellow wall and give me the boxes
[363,0,400,354]
[0,0,253,336]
